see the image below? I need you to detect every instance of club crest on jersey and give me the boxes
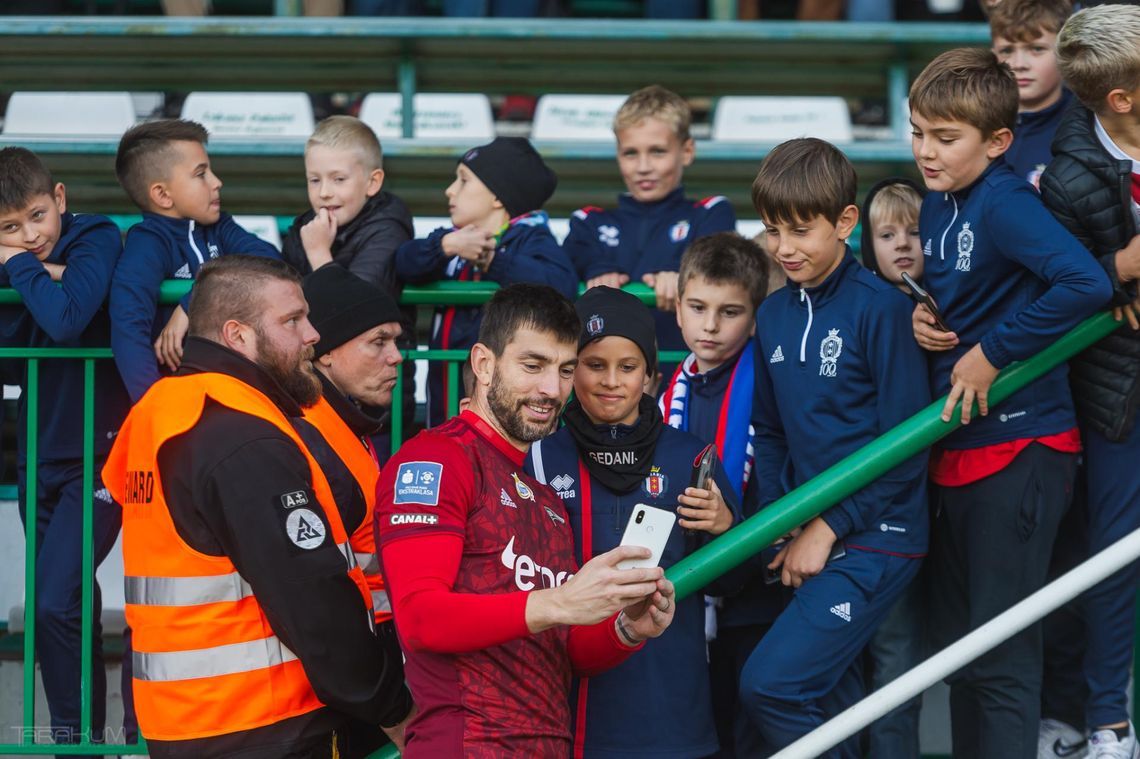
[598,225,620,248]
[819,328,843,378]
[643,466,668,498]
[512,472,535,501]
[669,220,691,242]
[586,313,604,337]
[956,222,974,272]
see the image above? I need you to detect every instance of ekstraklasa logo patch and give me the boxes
[394,461,443,506]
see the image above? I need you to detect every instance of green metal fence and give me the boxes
[0,281,1125,756]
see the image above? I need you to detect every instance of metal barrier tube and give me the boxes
[80,359,95,745]
[775,526,1140,758]
[21,359,38,746]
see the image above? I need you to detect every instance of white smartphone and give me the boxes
[617,504,677,569]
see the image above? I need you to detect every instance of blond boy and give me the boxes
[563,85,736,360]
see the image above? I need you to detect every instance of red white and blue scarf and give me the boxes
[659,343,755,500]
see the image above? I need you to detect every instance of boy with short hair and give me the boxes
[1039,6,1140,756]
[740,138,931,757]
[0,147,130,750]
[659,231,782,757]
[395,136,576,427]
[283,115,414,286]
[859,178,925,290]
[111,118,279,402]
[990,0,1074,187]
[562,85,737,359]
[909,48,1111,758]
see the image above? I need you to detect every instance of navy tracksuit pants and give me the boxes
[739,549,920,758]
[17,458,121,750]
[1083,414,1140,729]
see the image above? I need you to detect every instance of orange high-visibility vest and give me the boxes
[103,372,373,743]
[302,394,392,623]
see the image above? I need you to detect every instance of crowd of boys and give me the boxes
[4,0,1140,756]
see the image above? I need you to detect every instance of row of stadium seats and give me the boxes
[2,90,860,143]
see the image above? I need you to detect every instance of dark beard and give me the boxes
[486,368,560,444]
[255,328,321,407]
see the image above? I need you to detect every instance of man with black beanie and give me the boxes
[396,136,577,427]
[291,263,415,752]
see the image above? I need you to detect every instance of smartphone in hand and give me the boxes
[618,504,677,569]
[901,271,951,333]
[690,443,716,491]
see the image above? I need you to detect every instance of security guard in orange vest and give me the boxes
[103,256,413,759]
[296,264,404,626]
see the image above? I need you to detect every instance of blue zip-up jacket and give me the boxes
[919,158,1112,449]
[395,211,576,425]
[1006,89,1074,187]
[752,252,930,555]
[563,188,736,354]
[0,212,129,459]
[110,211,279,402]
[525,422,739,759]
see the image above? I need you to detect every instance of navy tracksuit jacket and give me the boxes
[110,212,279,402]
[0,211,128,743]
[395,211,576,426]
[562,188,736,355]
[526,423,739,759]
[1005,89,1073,188]
[918,158,1111,451]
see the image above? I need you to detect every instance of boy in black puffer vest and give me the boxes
[1039,6,1140,757]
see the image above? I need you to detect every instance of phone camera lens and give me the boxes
[635,511,644,524]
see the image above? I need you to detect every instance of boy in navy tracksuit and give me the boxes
[909,49,1111,758]
[740,138,931,758]
[658,231,784,758]
[525,286,740,759]
[990,0,1074,188]
[1039,7,1140,756]
[0,148,130,749]
[111,119,279,402]
[561,86,736,361]
[396,137,575,427]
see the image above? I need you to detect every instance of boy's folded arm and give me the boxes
[5,222,120,344]
[982,196,1114,366]
[394,229,450,284]
[483,231,578,299]
[110,235,168,402]
[216,214,281,260]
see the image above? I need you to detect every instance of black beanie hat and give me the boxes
[303,265,404,357]
[459,137,558,218]
[574,286,658,373]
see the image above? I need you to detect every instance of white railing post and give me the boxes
[772,526,1140,759]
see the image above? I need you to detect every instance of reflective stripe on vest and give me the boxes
[302,395,391,623]
[134,635,298,682]
[103,372,373,742]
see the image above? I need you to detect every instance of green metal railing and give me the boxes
[0,281,1124,756]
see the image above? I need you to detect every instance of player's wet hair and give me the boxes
[478,283,580,356]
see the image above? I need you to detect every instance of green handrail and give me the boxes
[366,309,1124,759]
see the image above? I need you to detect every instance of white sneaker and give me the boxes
[1088,724,1139,759]
[1040,718,1088,758]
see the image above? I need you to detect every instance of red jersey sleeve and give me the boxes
[375,431,470,545]
[567,612,643,678]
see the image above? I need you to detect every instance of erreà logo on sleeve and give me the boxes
[500,536,573,591]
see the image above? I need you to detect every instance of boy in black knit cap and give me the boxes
[396,137,577,427]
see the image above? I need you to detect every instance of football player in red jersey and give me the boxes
[376,283,677,759]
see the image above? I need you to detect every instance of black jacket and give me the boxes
[1040,104,1140,442]
[146,337,412,759]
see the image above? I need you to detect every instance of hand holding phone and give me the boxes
[618,505,677,569]
[901,272,951,333]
